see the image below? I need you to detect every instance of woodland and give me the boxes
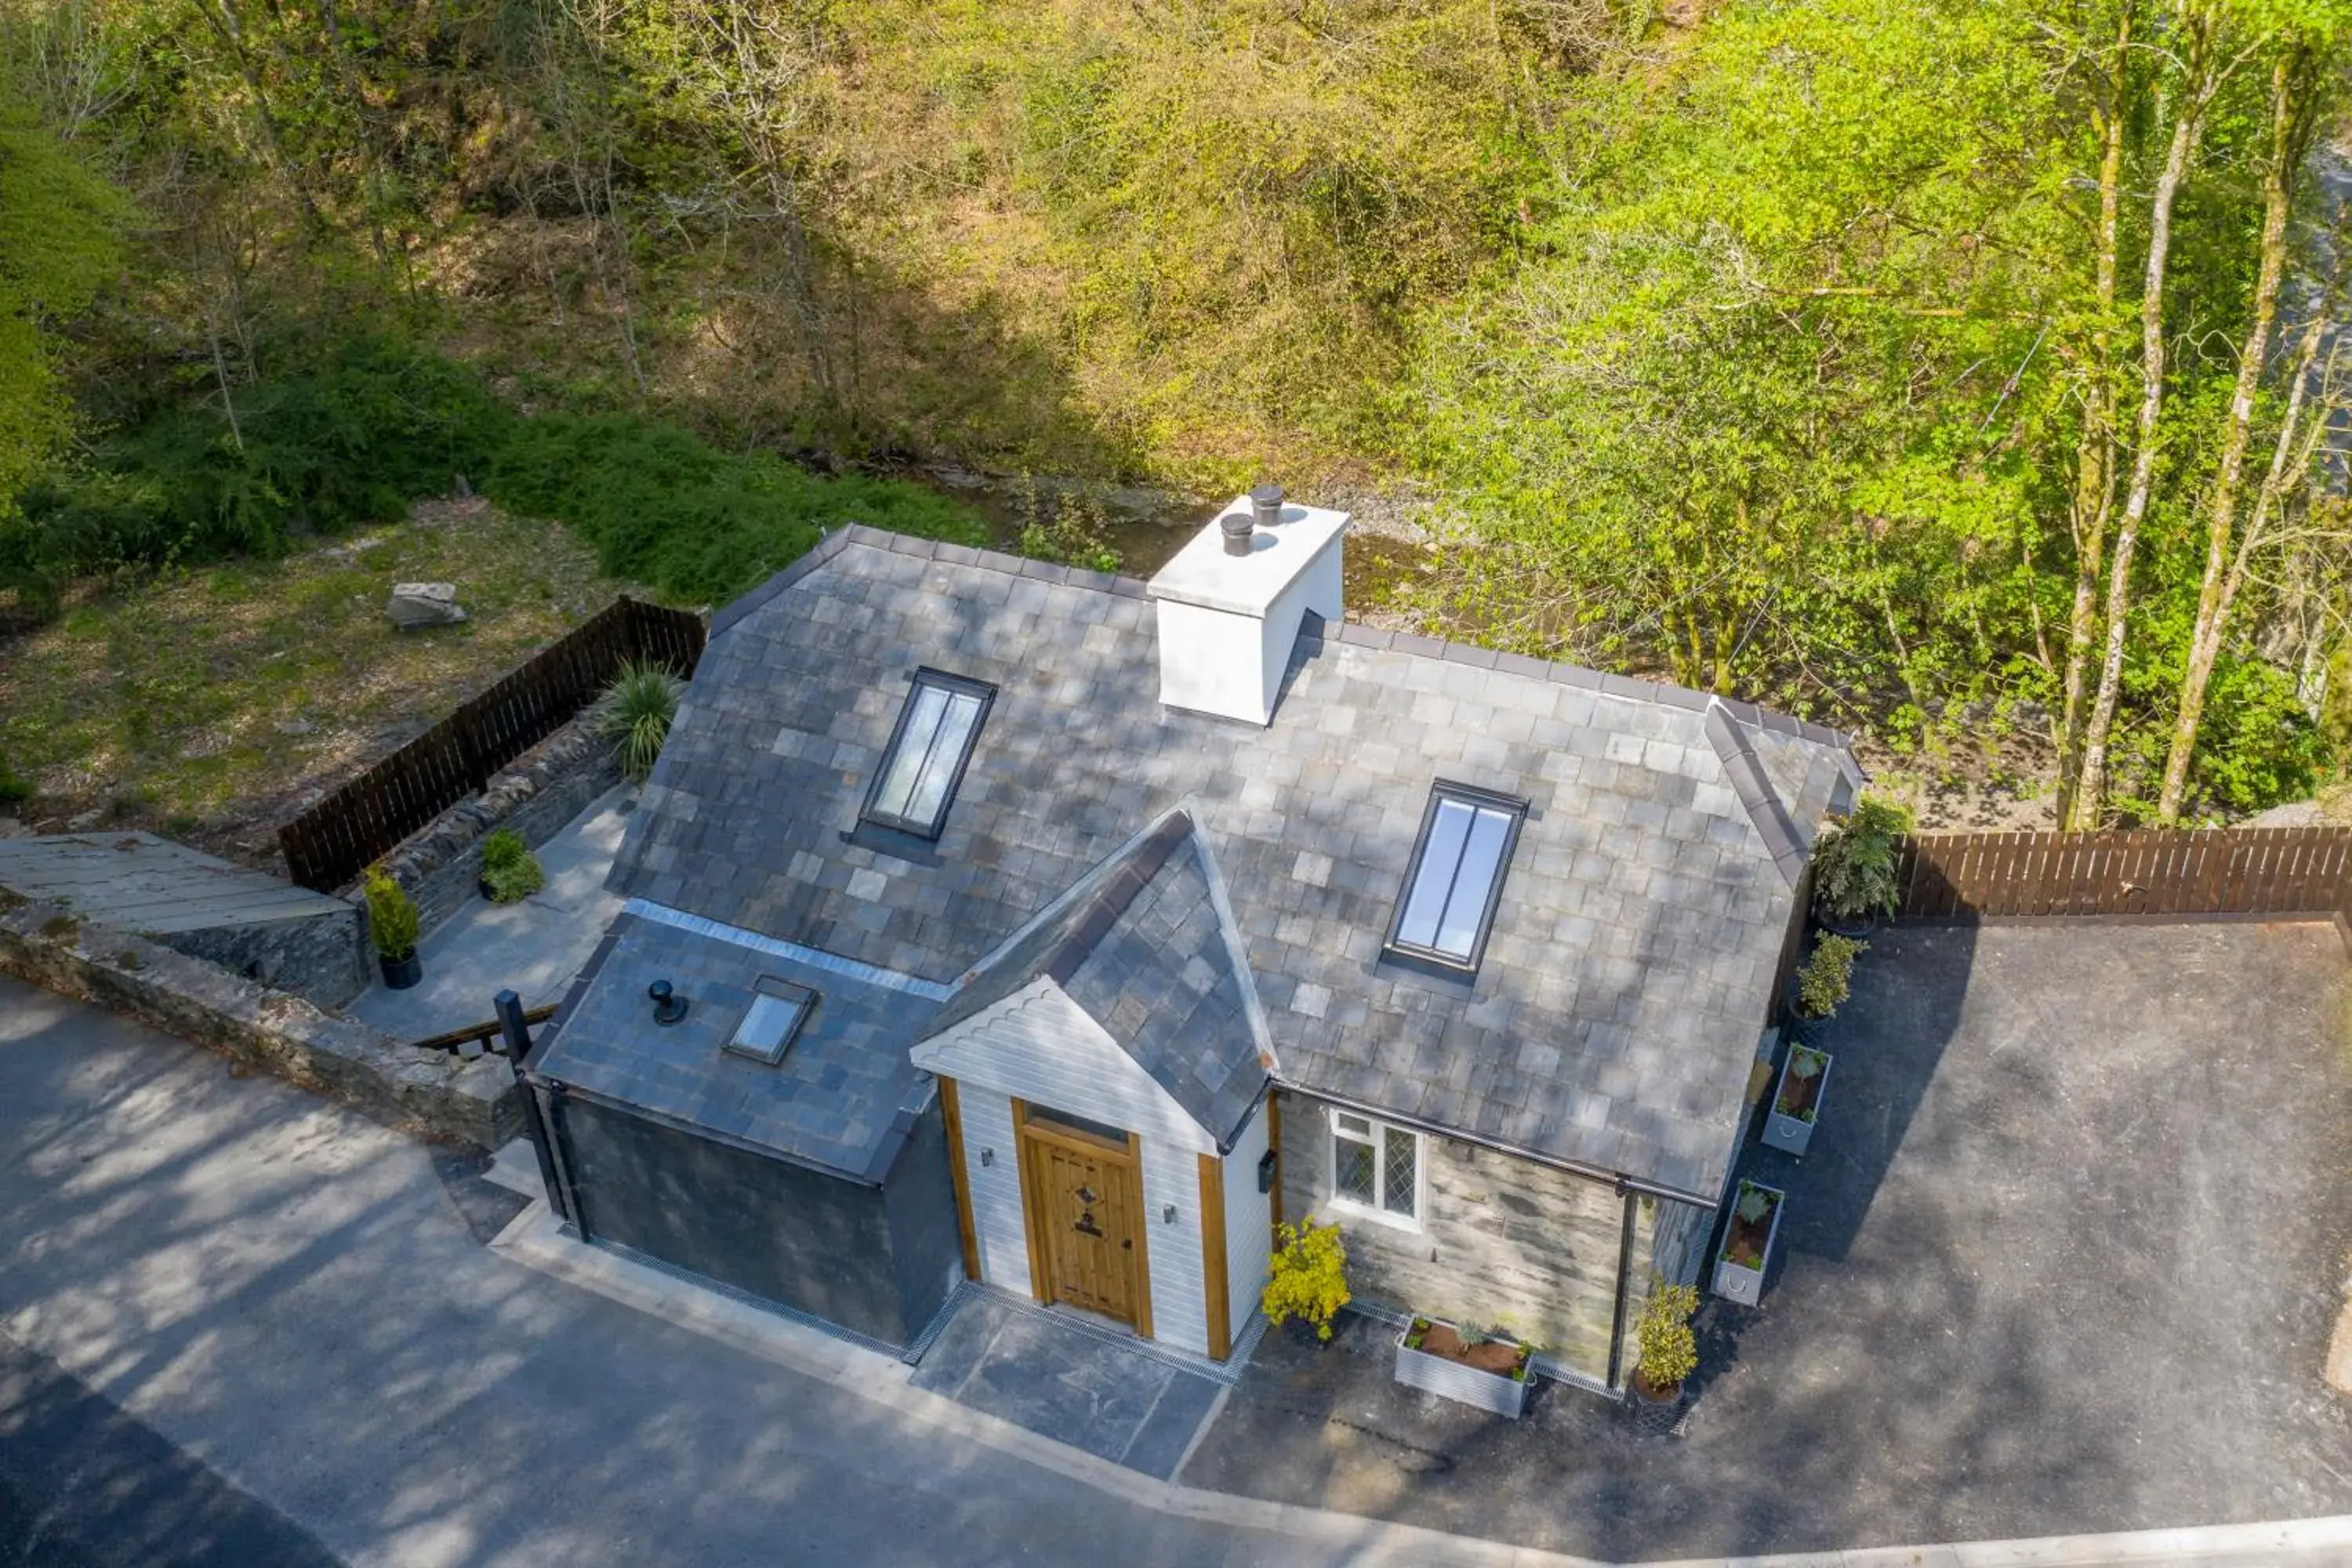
[2,0,2348,827]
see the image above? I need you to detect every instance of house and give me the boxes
[520,491,1859,1385]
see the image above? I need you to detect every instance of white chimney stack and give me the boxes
[1146,485,1349,725]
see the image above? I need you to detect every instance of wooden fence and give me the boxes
[1890,826,2352,921]
[278,597,705,892]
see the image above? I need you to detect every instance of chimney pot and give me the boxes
[1250,483,1284,532]
[1220,507,1255,557]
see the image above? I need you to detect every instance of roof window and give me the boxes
[862,669,994,839]
[1385,783,1526,972]
[724,976,817,1065]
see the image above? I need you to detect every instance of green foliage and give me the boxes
[8,339,513,611]
[485,412,989,604]
[479,828,544,903]
[1261,1218,1350,1341]
[1733,1181,1775,1229]
[1013,482,1121,575]
[1634,1281,1700,1392]
[1795,935,1867,1021]
[1812,795,1915,923]
[0,749,29,808]
[363,864,419,960]
[593,659,685,784]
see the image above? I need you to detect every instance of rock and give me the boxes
[65,809,105,832]
[387,582,468,629]
[0,818,27,840]
[276,717,318,736]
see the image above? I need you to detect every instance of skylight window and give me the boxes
[862,669,995,840]
[1385,783,1526,971]
[724,976,817,1065]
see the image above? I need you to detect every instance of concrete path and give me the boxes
[347,788,630,1042]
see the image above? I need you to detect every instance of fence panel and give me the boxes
[1890,825,2352,922]
[278,597,706,892]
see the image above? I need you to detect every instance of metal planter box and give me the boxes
[1761,1047,1833,1156]
[1394,1321,1534,1418]
[1711,1181,1784,1308]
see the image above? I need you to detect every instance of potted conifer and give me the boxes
[1787,933,1865,1046]
[1712,1180,1784,1308]
[1762,1043,1833,1156]
[1627,1281,1699,1434]
[1811,796,1912,936]
[365,865,423,989]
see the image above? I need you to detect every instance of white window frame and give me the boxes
[1327,1109,1424,1231]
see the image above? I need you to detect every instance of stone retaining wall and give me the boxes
[0,894,519,1149]
[157,907,371,1012]
[356,717,621,942]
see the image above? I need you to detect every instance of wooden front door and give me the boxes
[1017,1108,1145,1328]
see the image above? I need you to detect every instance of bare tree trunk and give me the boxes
[2073,4,2219,829]
[2053,3,2132,829]
[2156,46,2311,822]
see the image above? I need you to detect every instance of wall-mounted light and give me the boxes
[980,1148,993,1168]
[1162,1204,1178,1225]
[1257,1148,1278,1195]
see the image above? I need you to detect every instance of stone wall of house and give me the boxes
[155,907,370,1012]
[0,893,519,1148]
[352,717,621,942]
[1278,1089,1631,1387]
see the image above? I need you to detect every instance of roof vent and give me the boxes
[648,978,688,1026]
[1147,488,1350,725]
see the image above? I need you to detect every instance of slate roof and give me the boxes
[610,525,1860,1201]
[529,906,938,1182]
[927,808,1269,1149]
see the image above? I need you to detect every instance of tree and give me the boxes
[2154,7,2350,822]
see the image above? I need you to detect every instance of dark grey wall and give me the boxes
[880,1098,962,1339]
[555,1094,912,1345]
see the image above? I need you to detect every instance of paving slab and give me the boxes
[909,1287,1224,1479]
[1187,921,2352,1560]
[347,786,631,1041]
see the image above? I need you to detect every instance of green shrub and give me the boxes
[593,659,686,783]
[479,828,544,902]
[1261,1218,1351,1341]
[1794,934,1866,1020]
[1013,482,1123,575]
[1811,794,1912,924]
[8,339,513,610]
[363,864,419,960]
[0,751,29,808]
[1634,1281,1700,1394]
[484,412,989,604]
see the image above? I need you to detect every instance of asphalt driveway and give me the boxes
[0,975,1316,1568]
[1185,920,2352,1559]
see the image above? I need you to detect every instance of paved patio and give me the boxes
[347,786,631,1041]
[909,1288,1225,1480]
[1183,920,2352,1559]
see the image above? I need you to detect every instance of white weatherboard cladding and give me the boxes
[1146,499,1348,726]
[914,977,1220,1354]
[1220,1102,1273,1337]
[958,1086,1032,1297]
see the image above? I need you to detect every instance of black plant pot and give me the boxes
[379,951,423,990]
[1813,908,1880,940]
[477,875,497,902]
[1628,1375,1687,1436]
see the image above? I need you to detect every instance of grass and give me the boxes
[0,499,641,861]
